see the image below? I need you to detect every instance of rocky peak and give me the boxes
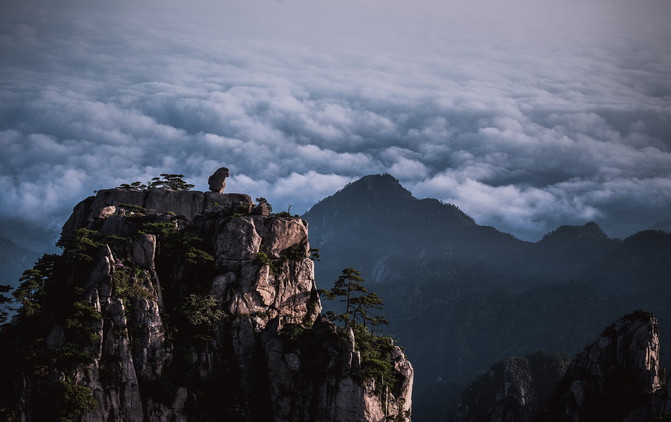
[2,186,413,421]
[538,310,669,421]
[453,312,671,422]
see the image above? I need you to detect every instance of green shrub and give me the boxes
[283,244,306,262]
[57,342,95,366]
[176,294,225,342]
[255,248,281,276]
[56,379,97,421]
[65,301,101,331]
[64,228,103,264]
[63,229,126,264]
[255,250,272,267]
[353,325,398,394]
[139,222,176,237]
[13,254,58,319]
[161,230,213,266]
[111,267,153,307]
[280,323,308,342]
[273,211,297,218]
[255,197,273,213]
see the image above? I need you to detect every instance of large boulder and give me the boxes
[208,167,230,193]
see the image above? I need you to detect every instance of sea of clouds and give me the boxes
[1,0,670,250]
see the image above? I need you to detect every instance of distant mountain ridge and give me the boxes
[302,174,671,421]
[0,237,39,288]
[303,174,625,293]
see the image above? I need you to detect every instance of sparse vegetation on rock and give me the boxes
[119,173,195,191]
[320,267,404,398]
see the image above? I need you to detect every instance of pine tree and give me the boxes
[320,267,387,330]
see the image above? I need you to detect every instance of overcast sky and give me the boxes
[1,0,670,250]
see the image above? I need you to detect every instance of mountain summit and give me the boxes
[306,174,476,249]
[304,174,519,286]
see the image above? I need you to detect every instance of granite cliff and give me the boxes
[0,186,412,421]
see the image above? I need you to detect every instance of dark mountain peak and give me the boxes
[611,229,671,263]
[623,228,671,246]
[358,173,407,189]
[540,221,608,244]
[303,174,479,242]
[581,220,605,234]
[306,174,411,212]
[339,173,413,201]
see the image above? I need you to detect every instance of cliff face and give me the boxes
[538,311,670,422]
[2,188,412,421]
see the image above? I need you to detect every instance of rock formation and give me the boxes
[452,351,571,422]
[537,310,670,421]
[452,312,671,422]
[58,188,249,246]
[208,167,230,193]
[0,188,412,421]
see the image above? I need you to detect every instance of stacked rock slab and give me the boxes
[25,187,413,421]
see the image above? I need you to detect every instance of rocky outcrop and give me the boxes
[58,188,251,246]
[208,167,230,193]
[453,351,571,422]
[452,312,671,422]
[538,311,670,421]
[5,188,412,421]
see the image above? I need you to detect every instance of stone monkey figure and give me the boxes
[208,167,230,193]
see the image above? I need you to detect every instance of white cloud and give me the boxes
[1,0,670,248]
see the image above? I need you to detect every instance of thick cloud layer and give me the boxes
[1,0,670,250]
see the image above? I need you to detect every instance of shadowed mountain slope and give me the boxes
[302,174,671,421]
